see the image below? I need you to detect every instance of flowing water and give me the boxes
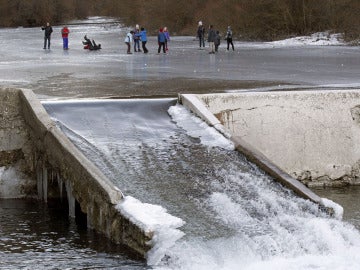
[20,98,358,270]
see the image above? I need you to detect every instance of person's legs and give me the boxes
[63,38,68,49]
[44,37,47,49]
[162,42,166,53]
[231,39,234,50]
[126,42,131,54]
[142,41,148,53]
[209,42,215,53]
[227,39,230,50]
[47,37,51,49]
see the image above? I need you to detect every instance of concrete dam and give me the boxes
[1,88,359,267]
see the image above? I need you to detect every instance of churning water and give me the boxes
[38,99,360,269]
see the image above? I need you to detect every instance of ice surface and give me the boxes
[1,17,360,98]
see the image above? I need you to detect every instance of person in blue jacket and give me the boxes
[137,27,148,53]
[158,28,167,54]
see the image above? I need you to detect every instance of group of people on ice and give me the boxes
[41,21,234,54]
[197,21,235,53]
[42,22,71,50]
[42,22,101,51]
[125,24,170,54]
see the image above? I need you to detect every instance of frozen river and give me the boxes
[0,17,359,100]
[1,17,360,269]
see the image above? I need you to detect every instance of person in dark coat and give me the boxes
[207,25,216,54]
[215,30,221,52]
[197,21,205,48]
[42,22,53,49]
[226,26,235,51]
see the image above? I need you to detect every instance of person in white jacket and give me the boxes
[124,30,134,54]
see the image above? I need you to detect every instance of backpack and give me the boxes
[227,30,232,39]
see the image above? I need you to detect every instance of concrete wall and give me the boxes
[0,88,152,257]
[183,90,360,187]
[0,88,35,198]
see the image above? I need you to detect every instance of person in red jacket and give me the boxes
[61,26,70,50]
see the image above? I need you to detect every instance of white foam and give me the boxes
[168,104,234,150]
[321,197,344,219]
[150,169,360,269]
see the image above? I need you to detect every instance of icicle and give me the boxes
[87,204,93,229]
[37,164,43,199]
[66,181,75,218]
[42,166,48,202]
[57,172,63,202]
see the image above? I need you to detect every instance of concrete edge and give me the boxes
[179,93,322,205]
[17,89,154,256]
[178,94,231,138]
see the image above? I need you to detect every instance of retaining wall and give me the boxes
[180,90,360,187]
[0,88,152,257]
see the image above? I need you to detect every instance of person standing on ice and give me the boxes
[157,28,167,54]
[138,27,148,53]
[226,26,234,51]
[133,24,141,52]
[61,26,70,50]
[197,21,205,48]
[163,27,170,51]
[215,30,221,52]
[41,22,53,49]
[125,30,134,54]
[207,25,216,54]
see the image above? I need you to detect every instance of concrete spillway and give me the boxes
[2,88,359,268]
[39,94,360,269]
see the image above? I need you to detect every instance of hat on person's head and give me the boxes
[199,21,202,26]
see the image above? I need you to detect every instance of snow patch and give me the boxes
[270,32,343,46]
[168,104,234,150]
[116,196,185,265]
[321,197,344,219]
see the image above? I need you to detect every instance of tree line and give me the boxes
[0,0,359,41]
